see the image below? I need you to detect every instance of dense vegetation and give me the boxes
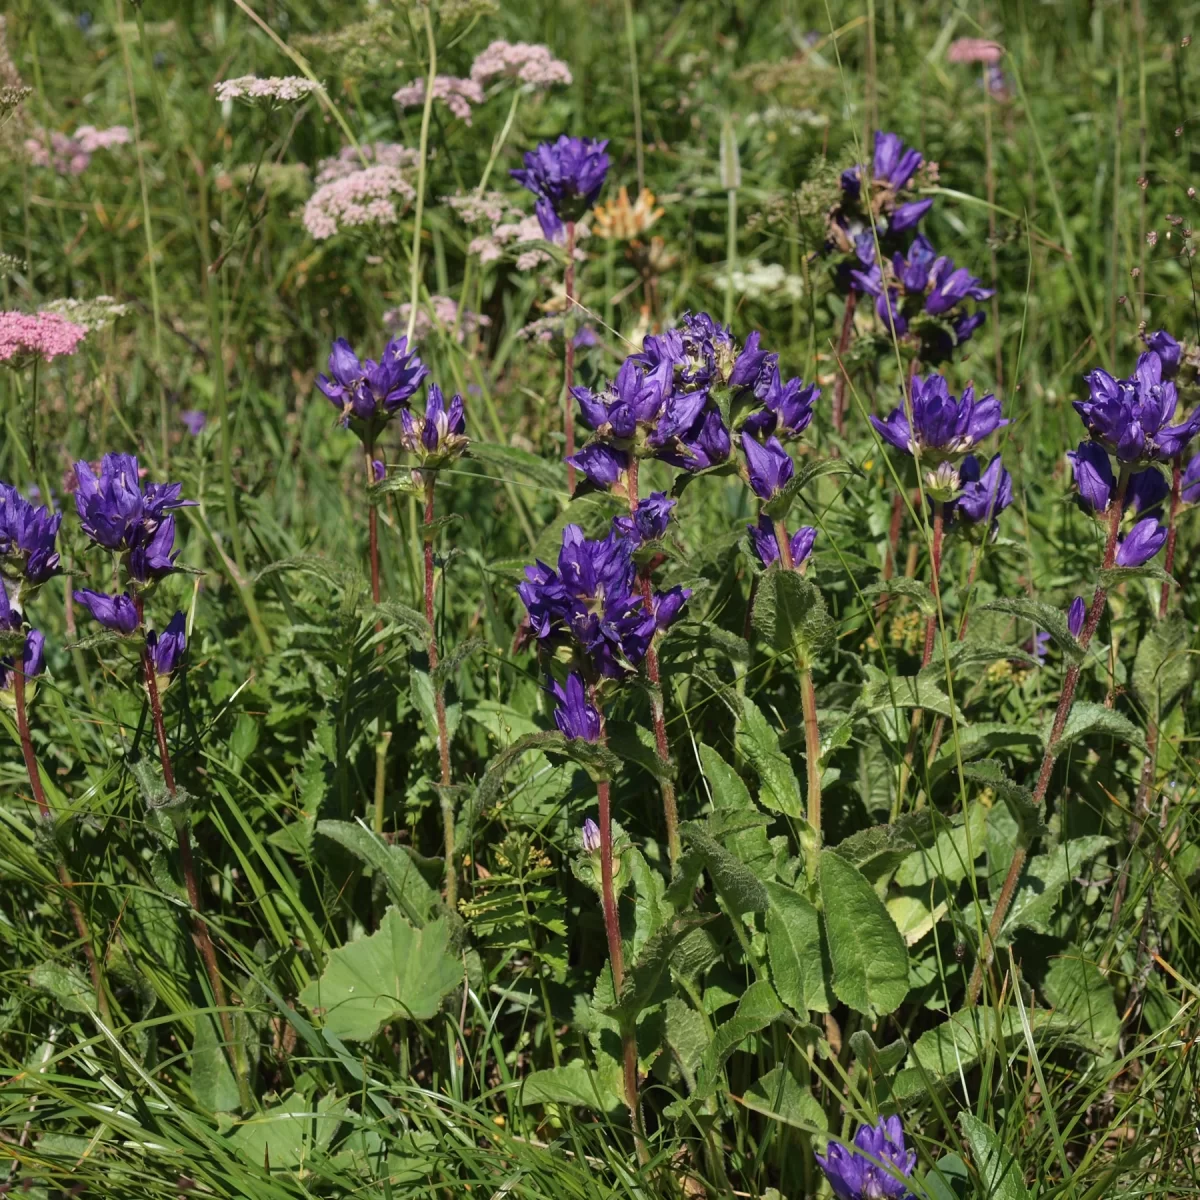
[1,2,1199,1198]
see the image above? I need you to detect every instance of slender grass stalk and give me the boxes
[969,467,1130,1004]
[625,457,679,866]
[405,6,437,344]
[831,291,857,438]
[423,473,455,907]
[11,668,108,1023]
[622,0,644,195]
[564,221,578,496]
[374,730,392,837]
[981,63,1003,390]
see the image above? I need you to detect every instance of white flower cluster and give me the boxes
[729,260,805,305]
[214,76,323,106]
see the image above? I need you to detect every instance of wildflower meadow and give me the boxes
[3,2,1200,1198]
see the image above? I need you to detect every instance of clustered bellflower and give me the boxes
[949,453,1012,531]
[316,335,429,434]
[399,383,469,467]
[72,452,191,683]
[550,673,601,743]
[1076,349,1200,464]
[519,522,689,680]
[871,374,1006,459]
[511,135,610,242]
[833,131,933,253]
[816,1116,917,1200]
[1183,451,1200,505]
[0,482,62,589]
[747,515,816,570]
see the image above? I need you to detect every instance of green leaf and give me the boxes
[1042,946,1120,1053]
[192,1012,240,1113]
[737,699,804,819]
[819,849,909,1017]
[316,820,440,927]
[419,513,463,539]
[920,1154,971,1200]
[1132,615,1192,724]
[699,743,774,876]
[999,835,1113,939]
[65,630,133,653]
[832,811,936,878]
[859,672,964,722]
[691,980,789,1102]
[962,762,1046,849]
[256,554,360,592]
[860,576,937,615]
[761,458,862,520]
[848,1030,907,1075]
[28,961,94,1014]
[894,804,986,888]
[532,491,626,563]
[980,597,1085,663]
[679,823,769,914]
[609,722,675,782]
[609,914,715,1024]
[741,1065,828,1131]
[229,1091,349,1172]
[366,600,430,640]
[671,459,739,498]
[1098,563,1175,589]
[765,882,832,1015]
[958,1113,1031,1200]
[367,472,423,500]
[430,636,487,691]
[469,440,568,493]
[299,909,461,1040]
[520,1058,621,1113]
[1051,701,1144,752]
[750,568,835,667]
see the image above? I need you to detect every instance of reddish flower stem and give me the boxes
[423,474,455,907]
[564,221,578,495]
[625,457,680,867]
[13,668,108,1022]
[831,290,857,437]
[968,469,1129,1004]
[136,596,243,1097]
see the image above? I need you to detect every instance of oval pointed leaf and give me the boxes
[765,882,832,1015]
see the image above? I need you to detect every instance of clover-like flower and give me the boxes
[316,335,429,431]
[0,483,61,586]
[742,434,794,501]
[550,672,601,742]
[816,1116,917,1200]
[74,588,139,634]
[511,136,610,242]
[1077,351,1200,463]
[747,514,816,570]
[399,383,468,465]
[147,611,187,684]
[870,374,1006,459]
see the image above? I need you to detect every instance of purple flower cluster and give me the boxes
[835,132,933,248]
[871,374,1006,459]
[1068,442,1167,518]
[147,611,188,679]
[519,522,689,679]
[399,383,468,465]
[550,672,601,743]
[316,336,430,433]
[1077,346,1200,464]
[747,515,817,570]
[816,1116,917,1200]
[74,453,193,552]
[570,312,820,491]
[0,482,62,587]
[511,136,610,242]
[852,232,994,358]
[948,452,1012,531]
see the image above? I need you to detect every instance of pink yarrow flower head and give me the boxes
[214,75,324,106]
[470,41,573,90]
[946,38,1005,64]
[303,165,415,240]
[25,124,130,176]
[0,310,87,368]
[393,75,484,125]
[314,142,419,185]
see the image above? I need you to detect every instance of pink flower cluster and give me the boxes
[302,165,416,240]
[383,295,491,343]
[467,212,589,269]
[393,75,484,125]
[25,125,131,176]
[314,142,419,186]
[0,310,87,366]
[469,41,573,89]
[214,75,323,105]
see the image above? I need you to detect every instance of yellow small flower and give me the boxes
[592,186,665,240]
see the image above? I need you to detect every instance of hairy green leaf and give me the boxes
[958,1113,1032,1200]
[1131,615,1192,724]
[765,882,831,1015]
[751,568,835,666]
[980,597,1085,663]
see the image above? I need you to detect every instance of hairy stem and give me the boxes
[564,221,578,495]
[969,470,1129,1004]
[423,474,455,907]
[831,290,858,437]
[626,457,679,866]
[13,669,108,1023]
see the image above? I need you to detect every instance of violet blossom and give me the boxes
[1143,329,1181,379]
[816,1116,917,1200]
[1067,596,1087,639]
[870,374,1006,459]
[1183,451,1200,504]
[511,136,610,242]
[951,453,1012,528]
[316,335,429,432]
[399,383,468,465]
[742,434,794,501]
[1115,518,1167,567]
[73,588,139,634]
[146,611,187,680]
[550,672,601,742]
[747,514,816,569]
[0,483,61,586]
[613,491,675,546]
[581,817,602,854]
[74,453,194,552]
